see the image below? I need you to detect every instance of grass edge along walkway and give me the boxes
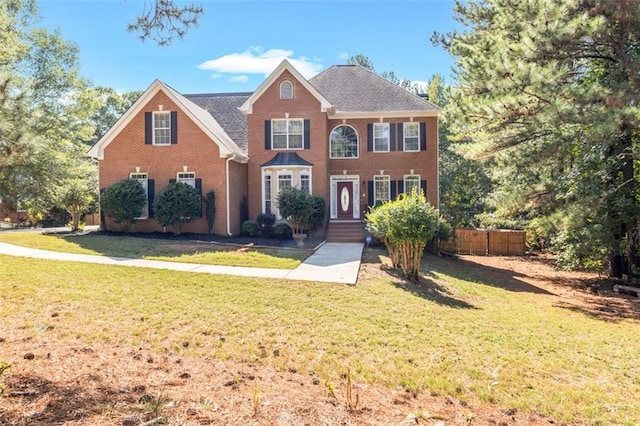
[0,241,363,284]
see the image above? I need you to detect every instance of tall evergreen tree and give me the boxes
[434,0,640,277]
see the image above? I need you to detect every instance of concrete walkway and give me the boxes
[0,241,364,285]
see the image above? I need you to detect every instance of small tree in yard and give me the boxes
[153,181,201,234]
[277,187,314,235]
[56,178,96,231]
[101,179,146,232]
[366,191,442,282]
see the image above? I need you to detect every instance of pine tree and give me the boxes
[435,0,640,279]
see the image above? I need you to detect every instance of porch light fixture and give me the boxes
[379,170,384,175]
[410,169,414,175]
[183,165,188,172]
[135,166,140,173]
[158,104,163,111]
[343,169,347,175]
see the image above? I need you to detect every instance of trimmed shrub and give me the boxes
[241,220,258,237]
[205,190,216,234]
[308,195,326,231]
[153,182,201,234]
[257,213,276,229]
[100,179,146,232]
[274,222,292,239]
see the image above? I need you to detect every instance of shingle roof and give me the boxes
[261,152,313,167]
[309,65,440,114]
[185,92,251,153]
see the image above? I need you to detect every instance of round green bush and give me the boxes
[274,222,292,239]
[241,220,258,237]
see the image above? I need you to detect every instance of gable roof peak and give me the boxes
[238,60,333,115]
[87,79,247,161]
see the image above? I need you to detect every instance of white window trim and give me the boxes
[403,122,420,152]
[152,111,171,146]
[374,175,390,204]
[263,172,273,214]
[279,80,293,99]
[272,118,304,150]
[403,174,421,195]
[262,167,313,217]
[329,124,360,159]
[373,123,390,153]
[130,172,149,219]
[177,172,196,188]
[299,171,312,194]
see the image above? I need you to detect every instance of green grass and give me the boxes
[0,232,309,269]
[1,249,639,424]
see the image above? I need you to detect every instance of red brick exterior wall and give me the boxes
[246,70,438,222]
[246,70,329,220]
[98,72,438,235]
[327,116,439,210]
[99,90,246,235]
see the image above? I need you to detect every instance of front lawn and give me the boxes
[0,232,310,269]
[1,249,639,424]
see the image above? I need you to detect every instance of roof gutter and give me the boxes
[225,153,237,236]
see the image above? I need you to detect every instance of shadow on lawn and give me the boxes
[391,273,479,309]
[1,373,142,425]
[426,254,556,296]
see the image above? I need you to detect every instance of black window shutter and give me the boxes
[264,120,271,150]
[420,180,427,195]
[420,122,427,151]
[303,119,310,149]
[390,124,396,151]
[145,112,152,144]
[397,124,404,152]
[367,124,373,151]
[170,111,178,144]
[148,179,155,218]
[367,181,374,207]
[390,180,397,200]
[170,179,176,184]
[398,180,404,194]
[195,178,203,217]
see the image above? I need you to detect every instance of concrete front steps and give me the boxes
[326,221,366,243]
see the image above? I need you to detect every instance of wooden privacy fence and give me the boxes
[442,228,526,256]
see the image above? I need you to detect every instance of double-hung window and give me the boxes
[177,172,196,187]
[374,175,390,205]
[373,123,390,152]
[130,173,149,219]
[153,112,171,145]
[300,173,310,193]
[278,173,293,192]
[403,123,420,152]
[272,119,303,150]
[264,174,272,214]
[404,175,421,195]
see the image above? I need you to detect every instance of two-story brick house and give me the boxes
[88,60,440,239]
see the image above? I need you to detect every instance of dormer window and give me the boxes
[280,80,293,99]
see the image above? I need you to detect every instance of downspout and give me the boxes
[226,153,237,236]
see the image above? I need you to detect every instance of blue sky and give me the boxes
[38,0,460,94]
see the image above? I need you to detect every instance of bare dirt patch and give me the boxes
[2,251,638,425]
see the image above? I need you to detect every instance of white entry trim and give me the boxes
[330,175,360,219]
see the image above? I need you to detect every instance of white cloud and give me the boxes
[198,47,324,80]
[209,73,222,79]
[337,51,349,61]
[413,80,429,93]
[229,75,248,83]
